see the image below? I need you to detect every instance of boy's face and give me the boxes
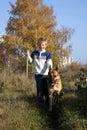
[38,41,47,51]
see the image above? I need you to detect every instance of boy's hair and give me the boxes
[38,37,47,44]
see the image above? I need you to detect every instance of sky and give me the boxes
[0,0,87,64]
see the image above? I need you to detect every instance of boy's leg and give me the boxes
[35,75,43,103]
[42,76,49,106]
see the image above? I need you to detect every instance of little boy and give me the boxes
[27,37,53,105]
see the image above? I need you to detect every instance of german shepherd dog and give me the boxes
[47,66,62,111]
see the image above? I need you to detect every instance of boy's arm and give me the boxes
[46,53,53,68]
[47,59,53,68]
[26,50,33,63]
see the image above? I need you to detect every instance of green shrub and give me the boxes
[75,68,87,100]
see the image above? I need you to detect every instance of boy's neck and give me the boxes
[39,49,46,52]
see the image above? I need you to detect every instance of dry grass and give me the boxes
[0,70,87,130]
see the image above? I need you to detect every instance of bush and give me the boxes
[75,68,87,99]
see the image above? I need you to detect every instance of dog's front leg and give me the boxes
[48,93,53,112]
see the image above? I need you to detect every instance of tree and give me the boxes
[4,0,74,71]
[6,0,56,51]
[47,26,74,67]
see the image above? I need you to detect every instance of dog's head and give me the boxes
[48,66,61,88]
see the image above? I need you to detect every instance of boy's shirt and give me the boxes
[28,50,53,75]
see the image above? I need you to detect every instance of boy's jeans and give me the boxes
[35,74,49,105]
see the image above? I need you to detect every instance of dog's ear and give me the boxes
[49,65,52,72]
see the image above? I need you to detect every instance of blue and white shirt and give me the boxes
[28,50,53,75]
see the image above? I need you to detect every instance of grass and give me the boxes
[0,71,87,130]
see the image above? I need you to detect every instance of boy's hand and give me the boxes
[26,50,30,56]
